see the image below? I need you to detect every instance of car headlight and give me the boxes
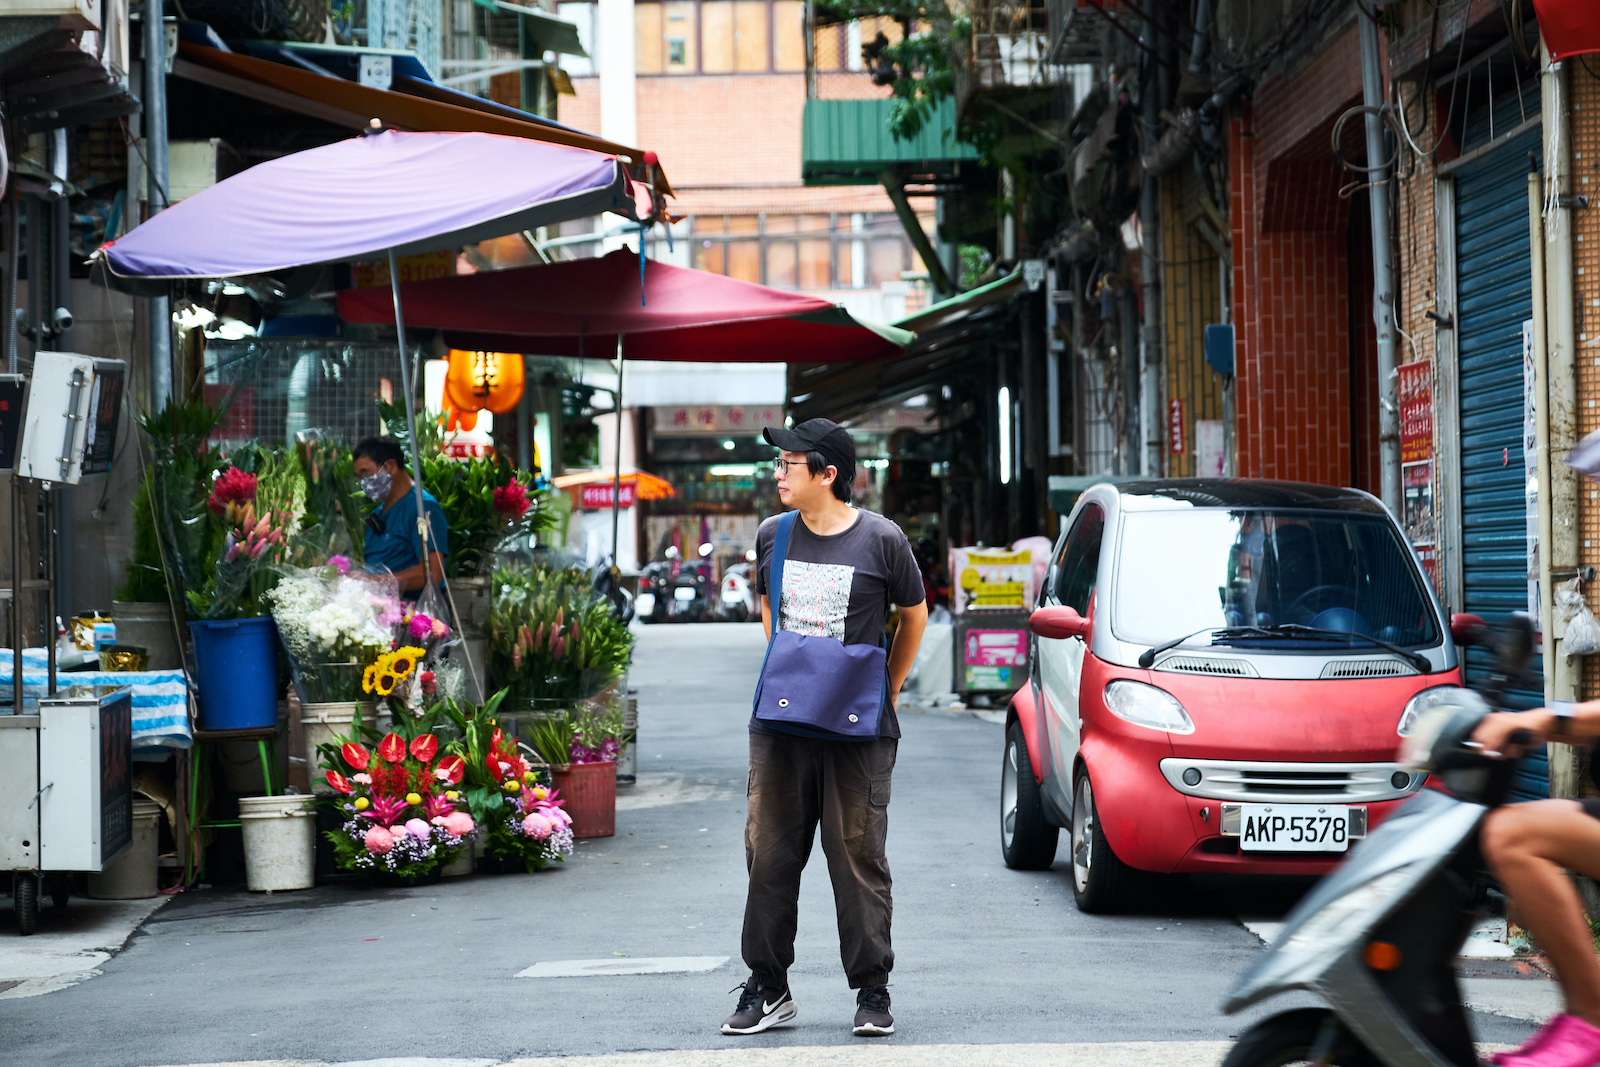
[1282,864,1419,955]
[1397,685,1463,737]
[1103,680,1194,734]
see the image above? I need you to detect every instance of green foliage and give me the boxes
[960,245,994,289]
[816,4,968,143]
[490,564,634,702]
[116,469,168,603]
[135,401,225,621]
[525,712,576,770]
[296,436,366,562]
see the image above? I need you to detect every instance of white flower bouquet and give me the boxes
[266,560,404,702]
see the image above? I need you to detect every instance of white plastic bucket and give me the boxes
[303,701,377,793]
[87,799,163,899]
[238,794,316,891]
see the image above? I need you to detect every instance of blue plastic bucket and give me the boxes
[189,617,280,730]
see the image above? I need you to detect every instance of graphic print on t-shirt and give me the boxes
[780,560,854,642]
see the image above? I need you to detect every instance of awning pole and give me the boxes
[611,336,624,567]
[388,249,433,589]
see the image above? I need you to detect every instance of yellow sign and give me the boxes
[950,547,1036,612]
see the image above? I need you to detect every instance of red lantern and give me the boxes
[444,350,524,415]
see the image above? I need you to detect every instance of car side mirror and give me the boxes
[1030,605,1092,641]
[1450,613,1489,647]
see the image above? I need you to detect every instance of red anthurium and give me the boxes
[377,733,406,764]
[340,741,370,770]
[409,734,439,763]
[325,770,354,794]
[437,753,465,784]
[485,752,503,782]
[491,727,505,749]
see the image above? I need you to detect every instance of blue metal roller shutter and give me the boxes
[1454,90,1544,801]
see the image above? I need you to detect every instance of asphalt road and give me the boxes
[0,623,1536,1065]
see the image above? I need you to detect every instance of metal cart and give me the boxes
[1,687,134,934]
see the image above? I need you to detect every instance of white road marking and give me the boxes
[514,955,730,978]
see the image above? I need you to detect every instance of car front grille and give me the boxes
[1157,655,1259,678]
[1319,658,1419,679]
[1158,758,1422,803]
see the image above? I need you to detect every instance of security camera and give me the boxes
[50,307,71,334]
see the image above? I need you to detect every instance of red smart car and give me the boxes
[1001,480,1463,912]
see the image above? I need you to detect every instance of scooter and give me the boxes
[1221,613,1537,1067]
[718,562,756,622]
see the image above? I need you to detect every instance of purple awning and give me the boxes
[98,130,647,279]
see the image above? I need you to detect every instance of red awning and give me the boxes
[335,251,910,363]
[1532,0,1600,61]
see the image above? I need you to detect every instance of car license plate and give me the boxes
[673,587,697,602]
[1238,804,1352,852]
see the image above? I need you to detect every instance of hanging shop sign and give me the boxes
[1168,398,1184,455]
[352,250,455,289]
[1397,360,1436,587]
[652,405,784,436]
[580,482,636,510]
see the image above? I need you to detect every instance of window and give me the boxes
[1053,504,1104,615]
[799,240,830,289]
[638,2,695,73]
[869,238,904,286]
[773,0,805,70]
[733,0,768,71]
[765,242,797,288]
[683,213,917,294]
[702,1,734,71]
[727,240,760,282]
[557,2,598,76]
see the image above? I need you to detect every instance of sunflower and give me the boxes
[362,663,379,694]
[374,671,398,696]
[387,652,415,678]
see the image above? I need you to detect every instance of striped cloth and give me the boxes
[0,648,192,755]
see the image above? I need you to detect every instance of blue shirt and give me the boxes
[363,488,449,593]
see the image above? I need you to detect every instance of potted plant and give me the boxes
[489,564,634,706]
[437,690,575,872]
[526,697,624,839]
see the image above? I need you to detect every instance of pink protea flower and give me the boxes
[408,613,433,641]
[404,818,432,841]
[522,812,554,839]
[493,482,531,519]
[364,826,395,854]
[207,467,257,515]
[443,811,474,836]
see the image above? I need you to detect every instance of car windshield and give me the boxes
[1113,508,1440,650]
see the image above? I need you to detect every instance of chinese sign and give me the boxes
[1398,361,1432,464]
[652,405,784,436]
[951,546,1036,613]
[352,250,455,289]
[580,482,636,510]
[1168,398,1185,455]
[963,628,1029,691]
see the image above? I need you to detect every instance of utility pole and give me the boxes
[143,0,171,408]
[1358,4,1399,515]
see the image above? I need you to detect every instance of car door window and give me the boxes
[1053,504,1104,615]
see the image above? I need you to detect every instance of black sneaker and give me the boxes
[720,975,798,1035]
[853,985,894,1036]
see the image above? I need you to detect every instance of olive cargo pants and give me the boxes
[741,731,898,990]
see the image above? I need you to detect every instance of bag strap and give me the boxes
[752,511,798,710]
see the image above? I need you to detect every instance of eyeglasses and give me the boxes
[772,458,805,475]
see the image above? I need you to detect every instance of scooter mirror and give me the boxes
[1449,613,1489,647]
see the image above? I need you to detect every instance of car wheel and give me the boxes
[1070,772,1135,913]
[1001,721,1059,870]
[1221,1009,1378,1067]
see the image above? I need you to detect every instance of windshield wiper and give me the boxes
[1138,624,1433,673]
[1262,624,1433,673]
[1137,626,1274,668]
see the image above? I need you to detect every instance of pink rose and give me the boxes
[329,554,351,575]
[431,617,450,638]
[408,614,433,640]
[404,817,432,841]
[364,826,395,854]
[443,811,474,836]
[522,812,554,839]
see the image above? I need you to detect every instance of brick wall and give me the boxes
[1230,101,1354,485]
[1573,69,1600,702]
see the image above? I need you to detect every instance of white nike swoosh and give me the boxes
[763,997,786,1014]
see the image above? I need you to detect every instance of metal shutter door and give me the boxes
[1455,108,1545,800]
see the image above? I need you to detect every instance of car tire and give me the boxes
[1221,1009,1377,1067]
[1001,721,1059,870]
[1070,772,1136,913]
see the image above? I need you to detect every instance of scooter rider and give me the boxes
[1472,705,1600,1067]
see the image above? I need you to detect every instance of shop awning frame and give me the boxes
[171,41,673,198]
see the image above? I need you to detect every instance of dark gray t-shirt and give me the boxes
[752,508,926,739]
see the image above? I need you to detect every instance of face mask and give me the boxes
[360,469,393,502]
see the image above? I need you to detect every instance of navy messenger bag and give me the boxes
[752,511,888,739]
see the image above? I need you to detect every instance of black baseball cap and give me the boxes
[764,417,856,485]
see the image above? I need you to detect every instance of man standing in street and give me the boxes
[721,418,929,1038]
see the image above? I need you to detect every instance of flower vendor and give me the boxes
[352,436,450,599]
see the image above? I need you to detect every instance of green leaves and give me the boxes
[489,565,634,702]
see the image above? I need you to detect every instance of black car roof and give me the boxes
[1111,479,1388,514]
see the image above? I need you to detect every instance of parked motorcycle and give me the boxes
[636,548,714,623]
[718,562,756,622]
[1219,612,1536,1067]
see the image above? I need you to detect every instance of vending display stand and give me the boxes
[0,687,134,933]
